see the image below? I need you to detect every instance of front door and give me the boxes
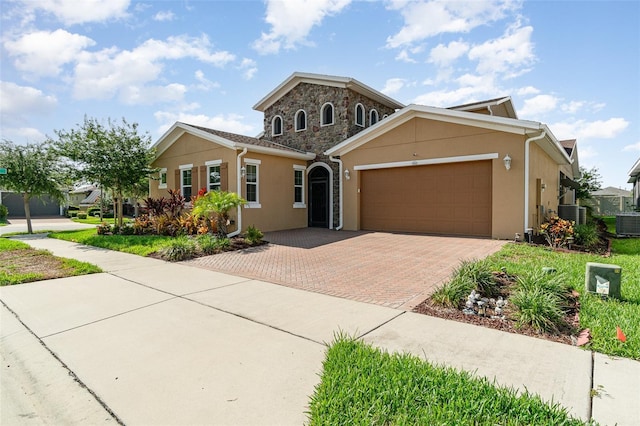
[308,167,329,228]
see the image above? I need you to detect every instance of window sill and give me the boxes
[244,203,262,209]
[293,203,306,209]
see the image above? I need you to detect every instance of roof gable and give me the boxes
[253,72,405,112]
[325,104,572,166]
[448,96,518,119]
[152,122,315,161]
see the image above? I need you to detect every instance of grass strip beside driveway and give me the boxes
[308,337,590,425]
[49,228,172,257]
[0,238,102,286]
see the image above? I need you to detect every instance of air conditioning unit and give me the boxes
[558,204,579,223]
[578,207,586,225]
[616,213,640,236]
[585,262,622,299]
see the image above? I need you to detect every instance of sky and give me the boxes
[1,0,638,189]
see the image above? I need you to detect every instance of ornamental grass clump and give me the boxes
[159,236,197,261]
[431,274,475,308]
[511,286,565,333]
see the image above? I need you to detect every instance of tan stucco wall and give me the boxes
[151,133,308,233]
[339,117,563,240]
[528,142,565,229]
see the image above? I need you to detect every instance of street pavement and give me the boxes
[1,231,638,425]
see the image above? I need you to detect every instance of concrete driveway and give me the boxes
[187,229,507,310]
[0,217,95,235]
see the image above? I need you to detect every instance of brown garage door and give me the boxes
[360,160,492,237]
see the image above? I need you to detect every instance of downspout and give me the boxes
[329,155,343,230]
[228,147,248,238]
[487,105,493,116]
[523,131,547,234]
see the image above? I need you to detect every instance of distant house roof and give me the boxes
[70,184,97,194]
[591,186,632,197]
[80,189,101,205]
[559,139,580,178]
[253,72,405,112]
[152,122,316,161]
[448,96,518,119]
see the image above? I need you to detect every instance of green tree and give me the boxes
[192,191,246,238]
[53,117,156,227]
[0,141,65,233]
[576,166,602,201]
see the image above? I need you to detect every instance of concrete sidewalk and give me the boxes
[1,236,638,425]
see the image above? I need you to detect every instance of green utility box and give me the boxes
[585,262,622,299]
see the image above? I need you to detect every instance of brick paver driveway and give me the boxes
[186,229,506,310]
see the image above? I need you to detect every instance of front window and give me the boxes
[245,163,258,204]
[295,110,307,131]
[370,109,379,125]
[272,115,283,136]
[159,168,167,189]
[208,165,221,191]
[293,165,306,207]
[321,103,334,126]
[355,103,364,127]
[181,169,192,199]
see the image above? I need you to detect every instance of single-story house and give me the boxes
[0,190,62,217]
[151,72,581,240]
[583,186,633,215]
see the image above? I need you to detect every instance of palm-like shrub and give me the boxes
[192,191,246,238]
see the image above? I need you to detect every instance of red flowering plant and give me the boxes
[539,216,575,248]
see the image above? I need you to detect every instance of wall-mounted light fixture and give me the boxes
[240,166,246,178]
[503,154,512,171]
[344,169,350,180]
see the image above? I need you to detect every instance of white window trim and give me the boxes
[206,159,222,192]
[369,109,379,126]
[293,164,306,208]
[320,102,334,127]
[244,158,261,208]
[295,109,307,132]
[272,115,283,136]
[355,103,365,127]
[158,167,167,189]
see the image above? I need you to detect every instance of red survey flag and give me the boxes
[616,326,627,343]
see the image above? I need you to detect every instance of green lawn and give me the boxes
[72,216,132,225]
[0,238,102,286]
[485,240,639,359]
[49,228,173,256]
[308,336,590,425]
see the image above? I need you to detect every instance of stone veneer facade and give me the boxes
[260,82,397,228]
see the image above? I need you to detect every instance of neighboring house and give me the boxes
[0,190,62,217]
[627,158,640,211]
[68,184,97,208]
[151,72,581,240]
[583,186,633,215]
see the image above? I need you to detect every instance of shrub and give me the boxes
[196,234,219,255]
[514,270,571,301]
[510,287,565,333]
[69,211,78,218]
[119,223,135,235]
[431,275,475,308]
[96,222,112,235]
[244,225,264,245]
[574,223,599,249]
[539,216,574,248]
[77,212,87,219]
[0,204,8,220]
[217,237,230,250]
[159,236,197,261]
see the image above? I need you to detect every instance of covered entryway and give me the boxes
[359,160,492,237]
[308,166,330,228]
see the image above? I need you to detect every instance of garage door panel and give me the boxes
[361,161,491,237]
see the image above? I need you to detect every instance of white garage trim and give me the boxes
[353,153,499,171]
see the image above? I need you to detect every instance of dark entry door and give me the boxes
[308,167,329,228]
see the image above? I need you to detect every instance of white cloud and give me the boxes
[516,86,539,96]
[386,0,519,48]
[428,40,469,67]
[253,0,351,54]
[72,35,235,101]
[0,81,57,115]
[468,21,535,78]
[194,70,220,91]
[550,118,629,141]
[518,94,559,118]
[238,58,258,80]
[561,100,585,114]
[395,49,417,63]
[381,78,407,96]
[0,126,47,143]
[623,141,640,152]
[24,0,130,25]
[153,11,175,22]
[120,83,187,105]
[3,29,95,77]
[154,111,255,136]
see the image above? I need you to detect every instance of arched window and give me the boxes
[369,109,379,126]
[272,115,283,136]
[320,102,334,126]
[295,109,307,131]
[355,103,364,127]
